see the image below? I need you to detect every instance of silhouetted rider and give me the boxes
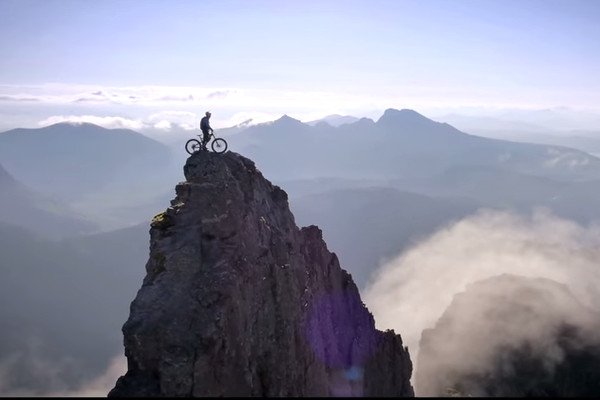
[200,111,213,150]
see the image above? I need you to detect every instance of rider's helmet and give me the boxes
[205,111,211,117]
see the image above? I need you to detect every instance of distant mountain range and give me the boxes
[224,108,600,284]
[227,108,600,183]
[463,129,600,157]
[2,109,600,394]
[0,122,176,200]
[428,111,600,156]
[2,110,599,259]
[0,162,95,238]
[0,122,182,230]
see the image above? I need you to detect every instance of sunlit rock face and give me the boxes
[417,274,600,397]
[109,151,413,397]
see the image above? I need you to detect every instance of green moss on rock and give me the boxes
[151,212,173,230]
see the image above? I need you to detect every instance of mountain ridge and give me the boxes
[0,162,96,237]
[0,122,177,226]
[225,108,600,183]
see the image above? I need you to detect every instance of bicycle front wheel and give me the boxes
[185,139,202,155]
[211,138,228,154]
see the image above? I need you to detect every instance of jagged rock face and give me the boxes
[109,151,413,397]
[417,274,600,397]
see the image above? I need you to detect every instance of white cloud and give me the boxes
[0,340,126,398]
[415,273,600,396]
[3,82,600,117]
[206,90,233,99]
[38,115,146,130]
[153,120,172,130]
[148,110,196,130]
[544,147,591,169]
[0,84,237,106]
[363,208,600,393]
[0,82,450,119]
[148,110,196,120]
[48,355,127,397]
[3,82,600,134]
[37,111,201,133]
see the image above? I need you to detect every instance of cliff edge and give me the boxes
[109,151,413,397]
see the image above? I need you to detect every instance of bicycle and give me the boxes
[185,131,228,155]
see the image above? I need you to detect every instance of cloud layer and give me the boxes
[363,208,600,393]
[2,83,600,134]
[0,350,125,397]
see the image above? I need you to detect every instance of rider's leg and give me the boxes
[201,129,210,149]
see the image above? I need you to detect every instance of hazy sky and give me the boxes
[1,0,599,130]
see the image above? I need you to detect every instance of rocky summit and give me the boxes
[109,151,413,397]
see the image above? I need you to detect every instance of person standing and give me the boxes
[200,111,213,150]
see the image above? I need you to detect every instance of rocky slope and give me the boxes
[109,151,413,397]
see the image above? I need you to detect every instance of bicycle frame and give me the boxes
[186,131,228,154]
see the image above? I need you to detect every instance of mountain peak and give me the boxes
[375,108,463,137]
[273,114,304,126]
[378,108,431,124]
[109,151,413,397]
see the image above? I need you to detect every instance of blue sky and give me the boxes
[1,0,599,131]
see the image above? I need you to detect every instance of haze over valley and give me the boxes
[2,0,600,396]
[2,107,600,395]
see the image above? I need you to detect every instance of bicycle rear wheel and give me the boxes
[185,139,202,155]
[211,138,228,154]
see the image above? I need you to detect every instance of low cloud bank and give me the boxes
[37,113,198,132]
[363,208,600,394]
[50,355,126,397]
[0,352,125,397]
